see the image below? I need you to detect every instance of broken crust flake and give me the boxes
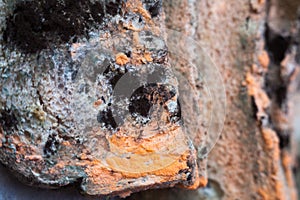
[258,50,270,69]
[81,126,199,196]
[246,72,271,117]
[0,121,199,197]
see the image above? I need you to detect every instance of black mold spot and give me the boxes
[97,109,117,130]
[185,158,195,183]
[277,130,290,149]
[4,0,123,53]
[265,25,291,64]
[169,99,181,122]
[251,96,258,119]
[101,96,106,104]
[275,86,288,107]
[178,168,189,178]
[109,71,126,89]
[0,109,18,134]
[106,1,123,16]
[186,158,194,169]
[142,0,162,18]
[129,84,177,124]
[103,64,127,89]
[264,24,292,150]
[130,86,153,118]
[186,173,193,182]
[44,134,60,157]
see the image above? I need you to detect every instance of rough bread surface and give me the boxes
[0,0,200,197]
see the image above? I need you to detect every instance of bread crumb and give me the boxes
[116,53,130,66]
[144,52,153,62]
[258,51,270,69]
